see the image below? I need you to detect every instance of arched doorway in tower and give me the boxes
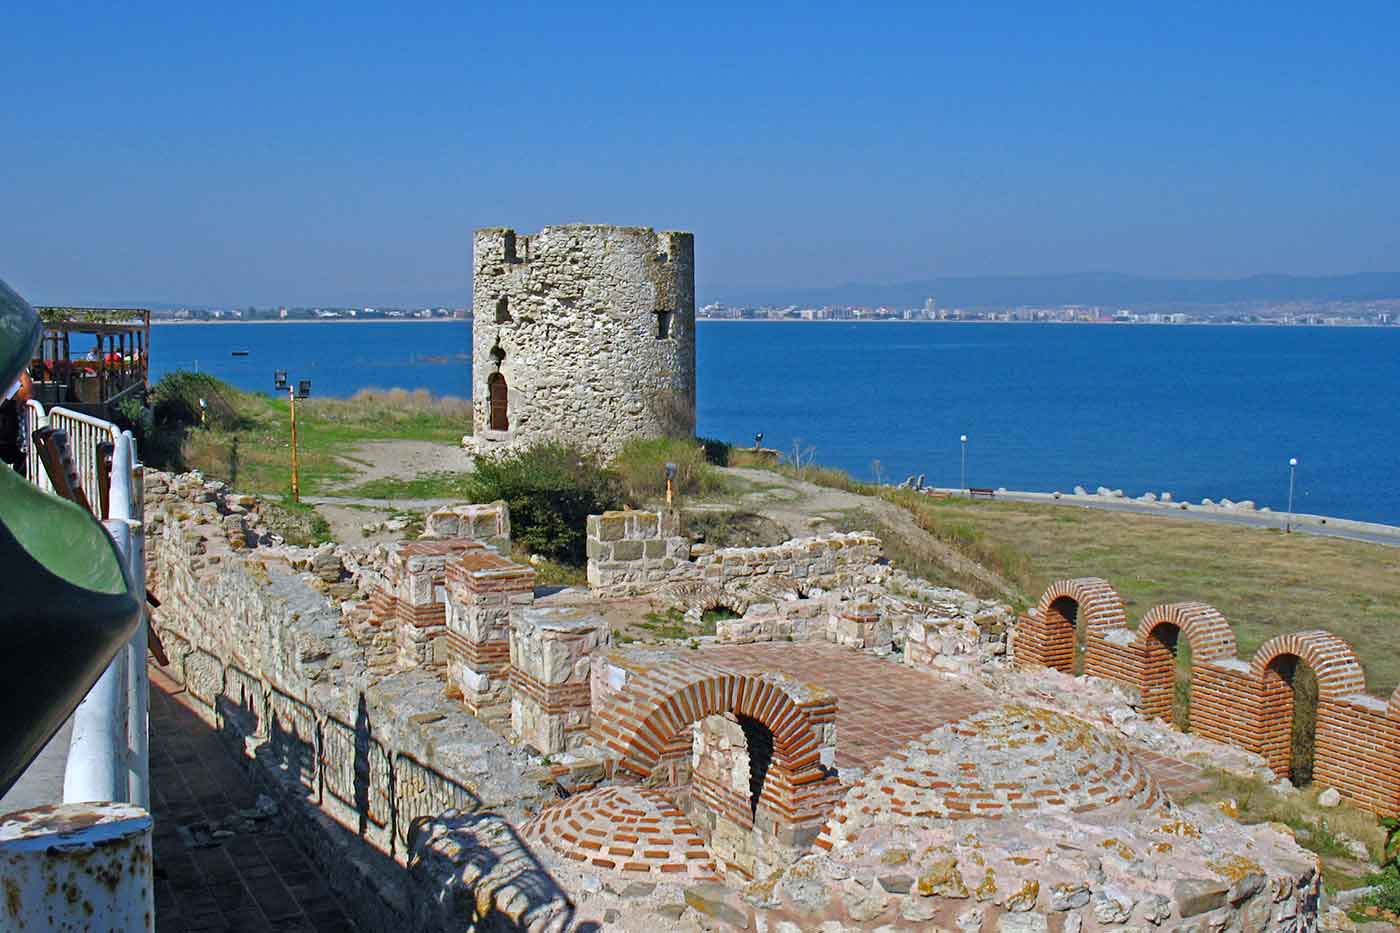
[1264,654,1320,787]
[487,372,508,431]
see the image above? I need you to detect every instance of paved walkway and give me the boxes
[0,717,71,813]
[150,666,357,932]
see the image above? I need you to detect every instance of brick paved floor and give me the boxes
[697,643,1211,797]
[698,642,998,771]
[149,667,357,933]
[1135,749,1214,800]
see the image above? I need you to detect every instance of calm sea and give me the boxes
[150,320,1400,525]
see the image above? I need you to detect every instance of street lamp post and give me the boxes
[960,434,968,493]
[1286,457,1297,533]
[274,371,312,502]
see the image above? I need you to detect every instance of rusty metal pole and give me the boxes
[0,803,154,930]
[289,385,300,502]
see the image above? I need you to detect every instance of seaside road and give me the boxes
[981,491,1400,548]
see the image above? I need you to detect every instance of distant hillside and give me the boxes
[706,272,1400,309]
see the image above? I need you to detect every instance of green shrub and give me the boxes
[698,436,732,467]
[612,437,718,504]
[464,442,621,564]
[150,371,245,431]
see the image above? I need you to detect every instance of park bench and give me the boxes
[969,487,997,499]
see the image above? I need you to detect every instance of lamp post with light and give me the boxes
[960,434,968,494]
[274,371,312,502]
[1286,457,1298,533]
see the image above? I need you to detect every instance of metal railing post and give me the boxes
[63,521,132,804]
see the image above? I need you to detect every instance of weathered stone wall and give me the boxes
[470,224,696,458]
[586,510,882,596]
[585,509,691,588]
[143,472,558,930]
[715,574,1014,678]
[422,501,510,552]
[1015,575,1400,817]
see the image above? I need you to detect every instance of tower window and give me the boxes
[495,297,511,324]
[503,231,517,263]
[655,310,674,339]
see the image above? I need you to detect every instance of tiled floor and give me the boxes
[149,667,357,933]
[698,642,999,771]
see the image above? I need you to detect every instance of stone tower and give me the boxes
[469,224,697,458]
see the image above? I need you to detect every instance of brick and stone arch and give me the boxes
[589,651,842,851]
[1135,602,1237,723]
[470,225,697,458]
[1015,577,1127,674]
[1248,630,1368,782]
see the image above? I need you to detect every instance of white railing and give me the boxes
[22,399,48,490]
[49,405,122,506]
[20,403,149,810]
[64,430,148,808]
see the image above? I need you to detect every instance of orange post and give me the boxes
[289,386,300,502]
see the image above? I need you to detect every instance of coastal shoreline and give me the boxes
[921,485,1400,546]
[150,317,466,325]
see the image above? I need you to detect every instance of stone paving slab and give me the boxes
[149,666,358,933]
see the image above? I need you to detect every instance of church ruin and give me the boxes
[468,224,697,458]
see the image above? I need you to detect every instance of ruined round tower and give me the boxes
[469,224,696,458]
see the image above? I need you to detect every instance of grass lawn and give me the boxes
[887,492,1400,695]
[178,387,470,497]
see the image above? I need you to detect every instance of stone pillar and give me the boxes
[830,602,892,652]
[444,548,535,715]
[383,540,486,670]
[510,608,609,754]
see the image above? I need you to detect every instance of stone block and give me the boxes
[613,539,644,561]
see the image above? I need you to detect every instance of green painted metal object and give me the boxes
[0,278,140,800]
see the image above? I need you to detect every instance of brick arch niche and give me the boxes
[1012,573,1400,816]
[1015,577,1128,674]
[1248,630,1368,784]
[590,659,843,877]
[1135,602,1237,724]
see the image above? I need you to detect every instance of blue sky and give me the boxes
[2,2,1396,306]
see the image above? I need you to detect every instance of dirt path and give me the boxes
[309,440,473,543]
[720,467,1021,602]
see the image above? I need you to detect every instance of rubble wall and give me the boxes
[586,510,881,595]
[144,472,561,931]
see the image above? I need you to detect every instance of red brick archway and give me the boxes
[1016,577,1128,673]
[608,673,821,780]
[589,662,843,844]
[1136,603,1237,723]
[1249,631,1367,780]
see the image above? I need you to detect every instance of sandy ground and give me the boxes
[335,440,473,485]
[311,440,474,544]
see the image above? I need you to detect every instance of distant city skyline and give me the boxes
[3,2,1397,307]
